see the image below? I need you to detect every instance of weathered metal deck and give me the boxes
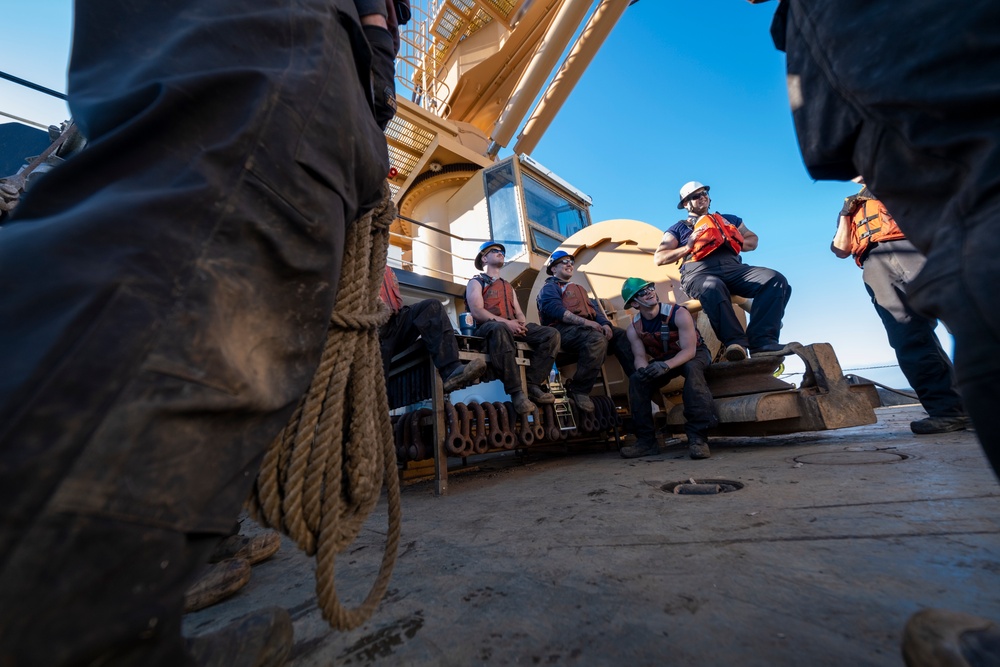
[184,405,1000,666]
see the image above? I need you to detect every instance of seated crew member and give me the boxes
[619,278,717,460]
[536,249,634,412]
[466,241,559,414]
[379,265,486,392]
[654,181,792,361]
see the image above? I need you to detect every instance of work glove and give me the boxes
[636,361,669,382]
[363,24,398,130]
[839,194,861,217]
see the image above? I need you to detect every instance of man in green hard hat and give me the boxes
[619,277,717,460]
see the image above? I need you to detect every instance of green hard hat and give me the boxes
[621,277,654,306]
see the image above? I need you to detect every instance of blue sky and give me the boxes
[0,0,950,389]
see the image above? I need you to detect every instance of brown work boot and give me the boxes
[184,558,252,613]
[510,391,536,415]
[443,358,487,393]
[724,344,747,361]
[902,608,1000,667]
[185,606,293,667]
[688,434,711,460]
[569,392,595,412]
[209,531,281,565]
[527,384,555,404]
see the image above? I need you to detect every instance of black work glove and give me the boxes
[839,194,861,217]
[363,24,398,130]
[637,361,669,382]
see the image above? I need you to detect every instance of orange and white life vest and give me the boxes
[849,198,906,267]
[379,265,403,313]
[689,213,744,261]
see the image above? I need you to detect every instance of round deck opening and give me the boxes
[794,451,910,465]
[661,478,744,495]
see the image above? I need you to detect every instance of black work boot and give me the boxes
[620,439,660,459]
[185,607,293,667]
[569,392,595,412]
[687,434,711,460]
[910,415,972,435]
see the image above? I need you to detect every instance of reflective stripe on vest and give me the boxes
[850,198,906,267]
[689,213,744,262]
[380,265,403,313]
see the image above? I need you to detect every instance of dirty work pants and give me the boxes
[628,346,716,445]
[680,254,791,351]
[380,300,462,379]
[474,322,560,395]
[862,241,965,419]
[777,0,1000,476]
[552,323,608,394]
[553,323,635,394]
[0,0,388,663]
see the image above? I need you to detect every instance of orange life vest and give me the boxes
[473,274,517,323]
[560,283,597,320]
[632,304,701,361]
[379,265,403,313]
[689,213,744,262]
[850,198,906,267]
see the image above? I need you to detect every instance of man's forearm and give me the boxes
[654,246,690,265]
[562,310,592,326]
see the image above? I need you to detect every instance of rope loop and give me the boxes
[251,183,401,630]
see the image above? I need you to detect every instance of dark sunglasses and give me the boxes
[636,285,656,297]
[687,191,709,202]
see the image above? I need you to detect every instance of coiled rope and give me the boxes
[249,183,401,631]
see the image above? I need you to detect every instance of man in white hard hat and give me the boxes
[653,181,792,361]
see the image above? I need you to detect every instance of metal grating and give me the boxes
[397,0,524,115]
[385,115,435,154]
[387,143,420,179]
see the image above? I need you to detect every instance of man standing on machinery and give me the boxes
[536,249,634,413]
[619,278,717,460]
[654,181,792,361]
[466,241,560,414]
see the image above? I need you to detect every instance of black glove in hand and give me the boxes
[363,24,397,130]
[637,361,669,382]
[839,194,860,217]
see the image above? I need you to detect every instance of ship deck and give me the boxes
[184,404,1000,666]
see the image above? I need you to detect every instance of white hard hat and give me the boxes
[677,181,710,209]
